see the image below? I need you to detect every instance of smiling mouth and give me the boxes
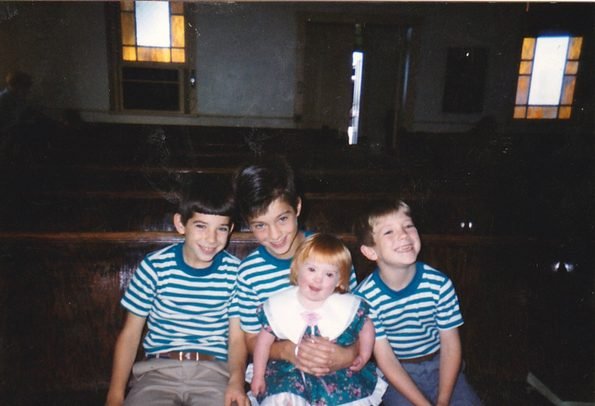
[200,245,217,254]
[395,244,413,253]
[270,237,287,249]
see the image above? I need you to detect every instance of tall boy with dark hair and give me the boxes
[234,156,359,377]
[106,177,248,406]
[354,199,481,405]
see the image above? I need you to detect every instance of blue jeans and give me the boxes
[382,357,482,405]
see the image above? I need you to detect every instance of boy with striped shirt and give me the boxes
[106,178,248,406]
[234,156,359,377]
[354,199,481,405]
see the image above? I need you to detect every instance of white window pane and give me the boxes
[348,51,364,145]
[136,1,170,47]
[528,37,569,105]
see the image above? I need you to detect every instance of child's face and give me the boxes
[296,259,340,308]
[363,209,421,270]
[174,212,233,268]
[248,197,302,259]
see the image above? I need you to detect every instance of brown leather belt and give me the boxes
[147,351,216,362]
[400,351,439,364]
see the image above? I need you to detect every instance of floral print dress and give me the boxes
[251,287,387,406]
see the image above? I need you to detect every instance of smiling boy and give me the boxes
[106,177,248,406]
[354,199,481,405]
[234,156,359,377]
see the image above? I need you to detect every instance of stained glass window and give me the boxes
[513,36,582,119]
[120,1,185,63]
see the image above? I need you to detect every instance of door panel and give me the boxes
[359,24,402,147]
[302,22,354,133]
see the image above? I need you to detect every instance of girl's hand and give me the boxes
[349,355,366,371]
[251,376,266,396]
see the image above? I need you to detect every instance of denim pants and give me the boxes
[382,356,482,405]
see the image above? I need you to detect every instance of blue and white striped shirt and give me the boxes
[354,262,463,359]
[121,243,240,360]
[236,242,359,334]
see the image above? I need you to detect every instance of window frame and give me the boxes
[108,1,192,114]
[513,35,583,120]
[120,1,186,64]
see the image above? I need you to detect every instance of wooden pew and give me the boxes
[2,123,592,404]
[1,187,496,236]
[0,230,549,404]
[36,122,349,166]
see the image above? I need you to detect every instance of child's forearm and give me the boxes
[251,330,276,395]
[106,314,144,405]
[247,330,296,365]
[252,330,276,376]
[350,319,375,371]
[107,343,137,405]
[374,339,431,406]
[226,319,248,390]
[437,329,462,406]
[358,319,375,362]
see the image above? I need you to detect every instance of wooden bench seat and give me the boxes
[0,230,549,401]
[1,123,591,404]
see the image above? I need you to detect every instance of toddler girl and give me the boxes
[250,233,387,405]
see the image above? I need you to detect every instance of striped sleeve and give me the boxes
[354,274,387,340]
[121,256,160,317]
[237,256,266,334]
[436,277,464,330]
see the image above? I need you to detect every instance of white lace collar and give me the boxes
[263,286,361,344]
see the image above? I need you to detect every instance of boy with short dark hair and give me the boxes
[354,199,481,405]
[234,156,359,377]
[106,177,248,406]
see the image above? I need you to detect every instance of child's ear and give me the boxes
[228,222,235,234]
[360,245,378,261]
[173,213,186,235]
[295,197,302,217]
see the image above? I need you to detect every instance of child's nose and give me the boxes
[206,228,217,242]
[269,224,281,240]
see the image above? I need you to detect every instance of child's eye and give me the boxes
[405,224,416,229]
[218,226,230,233]
[196,224,206,229]
[278,216,288,223]
[326,272,336,278]
[307,266,316,273]
[252,223,265,230]
[383,230,393,236]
